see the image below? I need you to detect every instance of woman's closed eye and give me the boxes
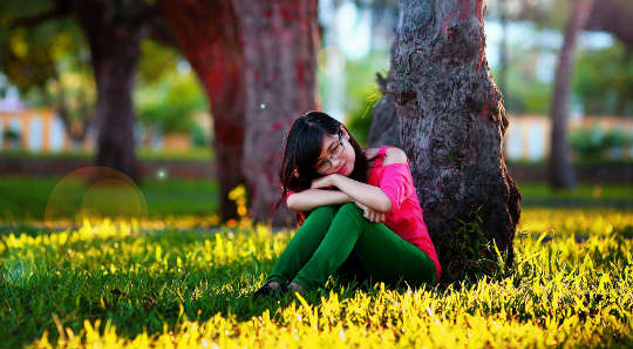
[331,144,340,155]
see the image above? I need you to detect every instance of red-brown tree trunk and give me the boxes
[158,0,246,221]
[74,1,145,182]
[549,0,594,189]
[232,0,319,225]
[375,0,521,282]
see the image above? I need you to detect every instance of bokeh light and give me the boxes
[317,46,346,76]
[156,167,168,181]
[44,166,147,226]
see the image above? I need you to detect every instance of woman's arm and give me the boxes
[311,147,409,213]
[286,189,353,212]
[311,174,391,213]
[332,175,392,213]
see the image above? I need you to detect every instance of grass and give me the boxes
[0,208,631,348]
[0,176,219,222]
[1,176,632,222]
[0,148,213,162]
[519,182,633,202]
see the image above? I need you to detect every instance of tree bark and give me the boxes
[74,1,148,182]
[549,0,594,189]
[376,0,521,282]
[232,0,319,225]
[158,0,247,221]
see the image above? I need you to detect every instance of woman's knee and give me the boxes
[307,205,337,220]
[337,202,363,216]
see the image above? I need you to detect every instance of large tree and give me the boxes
[158,0,319,223]
[158,0,247,221]
[232,0,319,225]
[371,0,521,282]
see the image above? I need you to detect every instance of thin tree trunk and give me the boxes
[75,2,145,182]
[384,0,521,282]
[549,0,594,189]
[158,0,246,221]
[498,0,509,107]
[232,0,319,225]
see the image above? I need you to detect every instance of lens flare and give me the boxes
[44,166,147,226]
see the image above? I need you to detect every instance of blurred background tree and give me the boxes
[0,1,95,145]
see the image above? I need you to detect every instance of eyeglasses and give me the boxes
[315,131,345,174]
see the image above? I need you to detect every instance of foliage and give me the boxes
[569,126,632,160]
[437,205,508,283]
[0,1,95,124]
[2,128,20,141]
[190,122,210,148]
[490,59,552,115]
[318,49,389,147]
[135,40,208,134]
[343,50,388,147]
[0,208,631,348]
[573,43,633,116]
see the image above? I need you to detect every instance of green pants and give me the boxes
[266,203,437,290]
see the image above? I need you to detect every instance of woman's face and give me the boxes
[314,126,355,176]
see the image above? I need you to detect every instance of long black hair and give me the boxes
[278,111,371,208]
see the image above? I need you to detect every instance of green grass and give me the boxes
[0,209,631,348]
[1,177,632,223]
[0,176,219,222]
[519,182,633,202]
[0,148,213,162]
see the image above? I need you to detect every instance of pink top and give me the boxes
[285,146,441,281]
[367,146,441,281]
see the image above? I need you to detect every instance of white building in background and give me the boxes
[505,115,633,161]
[0,107,90,153]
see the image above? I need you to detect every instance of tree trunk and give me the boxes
[158,0,247,221]
[74,2,145,182]
[549,0,594,189]
[232,0,319,225]
[380,0,521,282]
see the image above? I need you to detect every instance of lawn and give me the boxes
[0,177,631,348]
[0,176,219,222]
[1,176,632,222]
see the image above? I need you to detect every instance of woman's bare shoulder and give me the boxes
[383,147,408,165]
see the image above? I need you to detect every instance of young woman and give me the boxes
[253,111,441,298]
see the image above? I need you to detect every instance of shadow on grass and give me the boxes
[0,255,439,349]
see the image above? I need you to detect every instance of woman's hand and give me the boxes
[311,174,339,190]
[354,201,385,223]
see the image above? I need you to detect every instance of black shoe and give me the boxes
[253,282,286,300]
